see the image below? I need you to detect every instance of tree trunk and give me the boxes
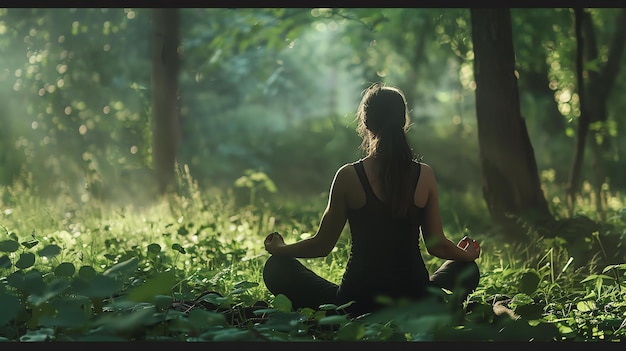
[584,8,626,221]
[151,8,180,194]
[566,8,591,215]
[470,8,554,242]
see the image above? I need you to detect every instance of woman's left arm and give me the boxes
[265,165,349,258]
[420,164,479,261]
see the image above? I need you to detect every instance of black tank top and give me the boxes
[337,159,430,314]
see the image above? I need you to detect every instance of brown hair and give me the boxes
[356,82,416,218]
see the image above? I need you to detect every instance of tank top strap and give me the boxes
[411,161,422,193]
[353,160,376,198]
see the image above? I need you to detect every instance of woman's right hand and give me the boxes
[264,232,285,255]
[458,235,480,260]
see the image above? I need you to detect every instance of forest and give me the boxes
[0,7,625,342]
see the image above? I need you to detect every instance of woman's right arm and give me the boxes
[419,164,480,261]
[264,164,350,258]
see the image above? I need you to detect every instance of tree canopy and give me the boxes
[1,8,625,226]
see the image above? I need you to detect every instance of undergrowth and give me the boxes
[0,168,624,342]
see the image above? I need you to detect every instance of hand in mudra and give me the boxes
[264,232,285,254]
[458,235,480,260]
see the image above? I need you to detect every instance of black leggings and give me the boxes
[263,255,480,315]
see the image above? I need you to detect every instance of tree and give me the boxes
[566,8,592,215]
[151,8,180,194]
[567,8,626,220]
[511,9,569,156]
[470,8,555,242]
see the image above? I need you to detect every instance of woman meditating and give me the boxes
[262,82,481,317]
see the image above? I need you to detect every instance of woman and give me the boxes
[263,82,480,317]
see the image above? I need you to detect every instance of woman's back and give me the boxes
[337,159,431,313]
[262,83,480,317]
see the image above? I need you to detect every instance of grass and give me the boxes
[0,168,624,342]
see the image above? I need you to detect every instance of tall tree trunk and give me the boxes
[566,8,591,215]
[584,8,626,221]
[470,8,554,242]
[151,8,180,194]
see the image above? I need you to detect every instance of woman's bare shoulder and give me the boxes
[335,162,358,178]
[415,161,436,181]
[415,160,433,171]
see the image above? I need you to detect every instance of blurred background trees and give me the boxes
[1,8,625,258]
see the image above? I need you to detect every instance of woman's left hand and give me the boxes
[458,236,480,260]
[264,232,285,254]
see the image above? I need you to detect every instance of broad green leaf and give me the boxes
[128,271,177,303]
[212,329,255,341]
[228,288,247,295]
[28,279,70,306]
[6,272,26,291]
[0,255,12,269]
[298,307,315,317]
[15,252,36,269]
[94,308,158,332]
[37,244,62,258]
[78,266,97,280]
[199,292,231,307]
[318,314,348,325]
[22,270,45,295]
[54,262,76,277]
[21,239,39,249]
[0,239,19,253]
[187,308,227,327]
[336,321,365,341]
[171,243,186,254]
[153,294,174,309]
[103,257,139,277]
[576,301,596,312]
[39,299,89,328]
[147,243,161,255]
[0,293,22,325]
[318,303,338,311]
[511,293,534,306]
[336,300,355,311]
[72,275,123,299]
[272,294,293,312]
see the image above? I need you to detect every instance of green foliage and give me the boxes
[2,7,626,207]
[0,8,153,200]
[234,169,277,206]
[0,168,624,342]
[0,7,626,342]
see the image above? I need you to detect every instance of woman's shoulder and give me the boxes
[337,161,359,175]
[333,161,363,184]
[339,158,367,170]
[413,160,435,178]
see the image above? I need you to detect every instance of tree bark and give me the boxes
[151,8,180,194]
[470,8,554,242]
